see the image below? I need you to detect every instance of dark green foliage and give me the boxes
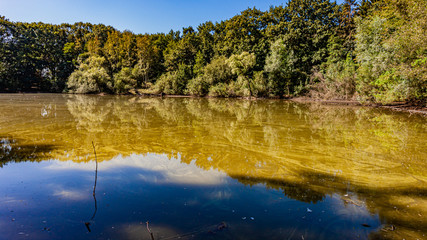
[308,35,356,100]
[186,56,234,96]
[113,67,137,94]
[153,64,192,95]
[0,18,75,92]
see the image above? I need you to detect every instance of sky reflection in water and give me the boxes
[0,154,378,240]
[0,94,426,239]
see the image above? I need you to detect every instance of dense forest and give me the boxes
[0,0,426,104]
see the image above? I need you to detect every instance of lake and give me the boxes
[0,94,426,240]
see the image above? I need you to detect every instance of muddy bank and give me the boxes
[291,97,427,115]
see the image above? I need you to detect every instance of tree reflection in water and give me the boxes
[0,94,426,239]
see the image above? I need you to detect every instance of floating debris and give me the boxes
[242,217,246,220]
[250,217,255,220]
[361,223,371,228]
[217,222,228,230]
[381,225,396,232]
[341,196,363,206]
[307,208,312,213]
[85,222,91,232]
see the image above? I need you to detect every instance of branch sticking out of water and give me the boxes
[92,141,98,198]
[85,142,99,232]
[90,141,98,220]
[146,221,155,240]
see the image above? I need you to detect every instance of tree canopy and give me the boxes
[0,0,425,105]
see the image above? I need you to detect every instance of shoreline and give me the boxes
[291,97,427,115]
[3,92,427,116]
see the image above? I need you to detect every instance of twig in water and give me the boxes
[85,142,99,232]
[84,222,91,232]
[90,141,98,220]
[146,221,155,240]
[92,141,98,197]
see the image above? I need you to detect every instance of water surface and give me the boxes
[0,94,426,240]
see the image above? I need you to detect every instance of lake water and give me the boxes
[0,94,426,240]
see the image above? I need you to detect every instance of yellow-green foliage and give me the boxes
[67,56,112,94]
[113,67,137,94]
[355,0,427,104]
[186,56,234,96]
[226,52,257,97]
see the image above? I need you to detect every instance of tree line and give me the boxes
[0,0,425,104]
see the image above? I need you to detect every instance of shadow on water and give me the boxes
[231,174,326,203]
[0,136,57,167]
[231,169,427,240]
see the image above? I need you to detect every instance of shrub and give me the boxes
[152,64,192,95]
[186,76,209,96]
[208,83,230,97]
[252,71,268,97]
[67,56,112,94]
[113,67,137,94]
[309,54,357,100]
[186,56,234,96]
[203,56,234,85]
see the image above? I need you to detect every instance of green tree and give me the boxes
[266,0,341,95]
[164,27,199,72]
[187,56,234,96]
[153,63,192,95]
[214,8,270,69]
[113,67,137,93]
[227,52,256,97]
[355,16,398,102]
[133,34,161,87]
[264,38,297,96]
[103,30,137,74]
[67,56,112,93]
[354,0,427,104]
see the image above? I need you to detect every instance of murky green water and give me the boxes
[0,94,426,240]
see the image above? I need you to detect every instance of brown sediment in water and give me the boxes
[0,94,426,239]
[291,97,427,115]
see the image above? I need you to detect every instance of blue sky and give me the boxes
[0,0,343,34]
[0,0,285,34]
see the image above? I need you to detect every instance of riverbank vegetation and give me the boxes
[0,0,426,105]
